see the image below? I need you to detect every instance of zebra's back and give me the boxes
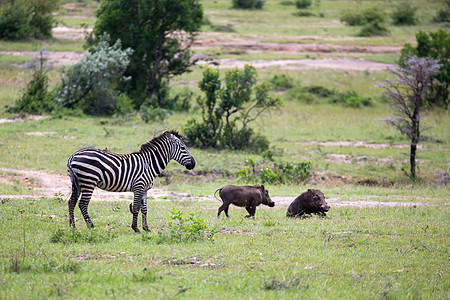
[68,148,147,192]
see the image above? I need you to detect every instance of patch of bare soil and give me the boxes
[0,168,437,208]
[52,26,92,40]
[0,115,48,124]
[1,51,83,66]
[296,140,422,149]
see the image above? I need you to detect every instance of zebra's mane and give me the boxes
[139,130,183,153]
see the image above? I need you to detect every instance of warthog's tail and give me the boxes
[214,188,223,202]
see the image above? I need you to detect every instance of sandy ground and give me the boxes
[0,26,396,70]
[0,168,433,208]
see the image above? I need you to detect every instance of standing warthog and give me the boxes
[286,189,330,218]
[214,185,275,218]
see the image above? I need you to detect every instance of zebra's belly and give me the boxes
[96,181,133,192]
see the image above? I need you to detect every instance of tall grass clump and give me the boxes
[143,209,218,244]
[50,228,117,244]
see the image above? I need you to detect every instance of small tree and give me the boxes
[183,65,283,151]
[380,56,441,180]
[93,0,203,109]
[7,48,57,115]
[399,30,450,108]
[55,34,133,115]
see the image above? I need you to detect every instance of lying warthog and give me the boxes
[214,185,275,218]
[286,189,330,218]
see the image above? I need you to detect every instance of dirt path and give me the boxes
[0,168,435,208]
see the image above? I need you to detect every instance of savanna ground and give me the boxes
[0,0,449,298]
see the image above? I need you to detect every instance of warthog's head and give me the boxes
[259,185,275,207]
[310,189,329,212]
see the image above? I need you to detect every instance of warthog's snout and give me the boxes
[268,202,275,207]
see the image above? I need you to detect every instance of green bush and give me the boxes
[295,0,312,9]
[340,6,388,36]
[236,157,312,184]
[183,66,282,151]
[329,91,372,108]
[232,0,264,9]
[143,209,218,244]
[7,50,57,115]
[269,74,294,91]
[0,0,57,40]
[391,2,418,25]
[432,0,450,23]
[54,34,133,115]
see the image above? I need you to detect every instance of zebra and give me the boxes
[67,130,195,233]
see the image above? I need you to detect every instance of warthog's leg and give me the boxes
[245,201,256,218]
[218,203,230,217]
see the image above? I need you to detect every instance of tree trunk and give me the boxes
[410,143,416,181]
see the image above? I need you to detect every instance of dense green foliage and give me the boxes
[0,0,58,40]
[232,0,264,9]
[7,50,56,114]
[433,0,450,23]
[236,157,313,184]
[55,34,133,115]
[92,0,203,109]
[391,2,418,25]
[295,0,312,9]
[143,209,218,244]
[183,66,282,151]
[340,6,389,36]
[399,29,450,108]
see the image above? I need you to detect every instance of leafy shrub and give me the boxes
[329,91,372,108]
[432,0,450,23]
[7,49,57,115]
[295,0,312,9]
[269,74,294,91]
[293,10,315,17]
[50,228,117,244]
[232,0,264,9]
[391,2,418,25]
[0,0,57,40]
[236,157,312,184]
[303,85,335,98]
[183,66,282,151]
[340,9,364,26]
[340,6,388,36]
[54,34,133,115]
[143,209,217,244]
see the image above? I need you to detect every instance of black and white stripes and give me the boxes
[67,131,195,232]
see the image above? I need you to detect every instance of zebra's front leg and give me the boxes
[141,190,150,232]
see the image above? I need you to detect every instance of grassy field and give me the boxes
[0,0,449,298]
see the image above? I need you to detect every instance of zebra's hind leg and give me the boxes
[79,187,95,228]
[68,191,79,228]
[141,191,149,232]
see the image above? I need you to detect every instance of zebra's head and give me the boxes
[169,132,196,170]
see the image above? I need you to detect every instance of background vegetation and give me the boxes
[0,0,448,298]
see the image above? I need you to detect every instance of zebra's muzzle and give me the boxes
[185,156,196,170]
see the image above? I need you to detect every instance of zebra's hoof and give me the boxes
[143,226,150,232]
[132,226,140,233]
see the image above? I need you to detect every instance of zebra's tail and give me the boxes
[67,155,81,202]
[214,188,223,202]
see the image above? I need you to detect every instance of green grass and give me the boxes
[0,197,448,298]
[0,0,448,297]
